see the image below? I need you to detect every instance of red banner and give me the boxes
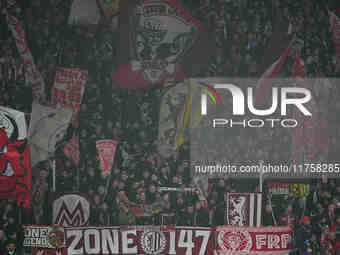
[51,67,88,126]
[216,226,292,255]
[29,225,292,255]
[95,140,118,176]
[6,12,45,101]
[34,226,214,255]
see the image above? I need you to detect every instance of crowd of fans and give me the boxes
[1,0,340,254]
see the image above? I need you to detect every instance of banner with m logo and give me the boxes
[52,193,90,227]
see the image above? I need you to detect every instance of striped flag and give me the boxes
[329,10,340,65]
[255,42,292,105]
[226,193,262,227]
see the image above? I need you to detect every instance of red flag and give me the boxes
[51,67,87,127]
[329,10,340,65]
[0,128,31,208]
[6,11,45,102]
[96,140,118,177]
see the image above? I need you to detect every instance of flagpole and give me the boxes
[259,160,264,193]
[268,194,277,226]
[51,158,56,192]
[75,131,80,192]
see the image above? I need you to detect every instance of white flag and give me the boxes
[28,101,73,166]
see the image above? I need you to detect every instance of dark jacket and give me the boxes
[177,211,195,226]
[294,224,313,252]
[195,208,210,227]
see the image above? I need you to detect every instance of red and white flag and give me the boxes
[216,226,292,255]
[6,12,45,101]
[329,10,340,65]
[96,139,118,177]
[255,43,292,105]
[51,67,88,127]
[226,193,262,227]
[62,135,80,166]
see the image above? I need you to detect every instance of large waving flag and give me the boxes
[158,80,188,156]
[50,67,87,166]
[114,0,216,89]
[28,101,73,167]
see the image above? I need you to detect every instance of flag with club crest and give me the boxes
[114,0,216,89]
[226,193,262,227]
